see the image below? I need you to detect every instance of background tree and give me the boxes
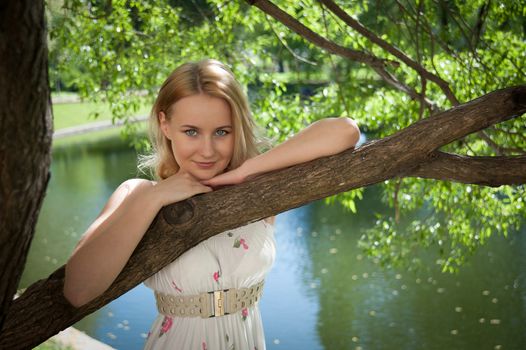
[0,0,52,331]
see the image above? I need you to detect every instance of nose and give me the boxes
[199,136,216,158]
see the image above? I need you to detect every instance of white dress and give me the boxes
[143,220,276,350]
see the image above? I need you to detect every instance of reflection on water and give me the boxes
[21,140,526,350]
[295,200,526,350]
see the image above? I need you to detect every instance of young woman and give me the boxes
[63,59,360,349]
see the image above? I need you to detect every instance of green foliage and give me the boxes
[46,0,525,272]
[360,179,525,273]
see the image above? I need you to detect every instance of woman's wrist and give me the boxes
[139,180,165,210]
[240,157,260,182]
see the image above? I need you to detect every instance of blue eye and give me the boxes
[215,129,229,136]
[184,129,197,136]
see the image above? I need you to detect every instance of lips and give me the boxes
[194,161,216,169]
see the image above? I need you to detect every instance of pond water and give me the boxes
[20,138,526,350]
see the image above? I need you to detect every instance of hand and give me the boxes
[151,172,213,207]
[201,165,248,188]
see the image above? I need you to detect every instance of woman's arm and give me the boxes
[64,180,159,307]
[64,175,211,307]
[203,117,360,187]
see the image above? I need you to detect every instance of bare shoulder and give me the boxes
[99,179,154,218]
[117,178,155,193]
[74,179,154,249]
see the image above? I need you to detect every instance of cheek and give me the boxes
[222,137,235,158]
[171,138,194,161]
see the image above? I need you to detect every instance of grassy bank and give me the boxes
[52,93,150,130]
[51,93,149,150]
[53,101,115,130]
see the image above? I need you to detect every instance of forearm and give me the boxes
[243,117,359,178]
[64,185,161,307]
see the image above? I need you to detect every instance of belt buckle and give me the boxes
[212,290,225,317]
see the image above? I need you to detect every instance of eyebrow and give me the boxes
[180,124,233,129]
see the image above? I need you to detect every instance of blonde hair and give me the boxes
[139,59,260,180]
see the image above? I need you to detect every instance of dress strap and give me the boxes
[155,280,265,319]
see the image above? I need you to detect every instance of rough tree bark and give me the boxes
[0,0,52,331]
[0,86,525,349]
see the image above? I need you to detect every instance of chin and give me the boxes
[191,169,223,181]
[194,174,215,181]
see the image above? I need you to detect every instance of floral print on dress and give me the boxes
[213,270,221,283]
[144,220,273,348]
[159,316,173,337]
[171,280,183,293]
[241,307,248,321]
[233,237,249,250]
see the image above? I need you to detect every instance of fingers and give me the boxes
[154,172,215,206]
[201,172,234,187]
[194,183,213,194]
[201,178,228,189]
[200,178,214,186]
[200,174,222,186]
[183,176,212,195]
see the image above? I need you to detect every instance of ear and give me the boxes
[158,111,171,140]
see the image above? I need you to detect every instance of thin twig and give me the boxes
[419,78,427,119]
[415,0,424,64]
[472,0,491,49]
[319,0,460,105]
[320,3,350,116]
[393,178,402,224]
[395,0,468,75]
[265,15,317,65]
[246,0,397,68]
[249,0,437,109]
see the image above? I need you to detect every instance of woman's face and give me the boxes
[159,93,235,181]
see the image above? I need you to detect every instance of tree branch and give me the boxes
[476,129,525,155]
[247,0,439,111]
[472,1,490,49]
[318,0,460,105]
[370,65,438,112]
[394,0,477,83]
[406,151,526,186]
[245,0,396,68]
[265,15,317,65]
[1,86,525,349]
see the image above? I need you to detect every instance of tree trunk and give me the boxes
[0,0,52,332]
[0,86,524,349]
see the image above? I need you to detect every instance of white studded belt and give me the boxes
[154,280,265,318]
